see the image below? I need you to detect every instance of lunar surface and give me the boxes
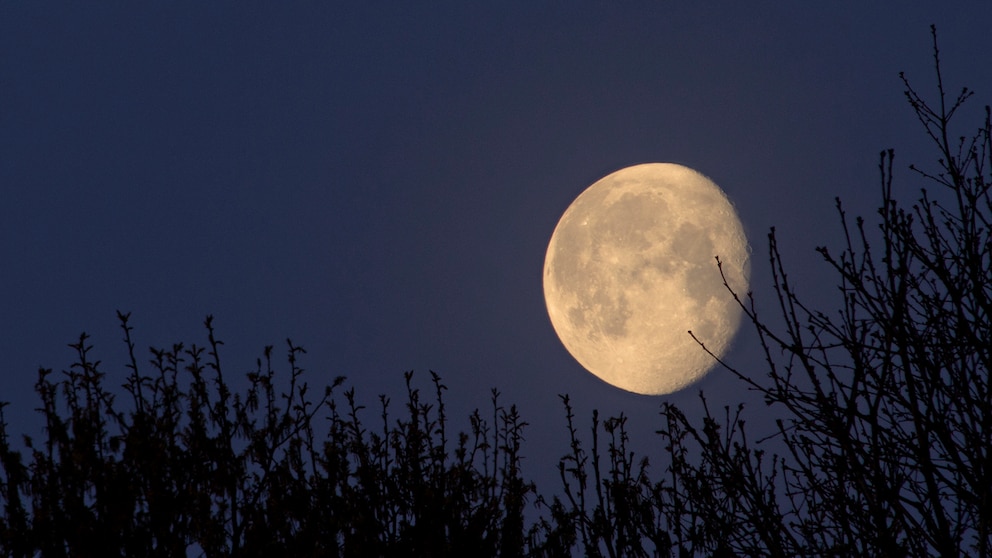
[543,163,750,395]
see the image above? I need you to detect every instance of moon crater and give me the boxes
[543,163,749,395]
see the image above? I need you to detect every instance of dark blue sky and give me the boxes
[3,4,991,491]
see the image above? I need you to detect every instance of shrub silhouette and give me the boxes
[2,28,990,557]
[0,315,536,557]
[544,27,992,557]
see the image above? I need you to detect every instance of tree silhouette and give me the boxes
[2,27,989,557]
[548,26,991,557]
[0,315,536,557]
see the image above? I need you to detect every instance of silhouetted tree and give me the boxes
[0,313,538,557]
[547,26,991,557]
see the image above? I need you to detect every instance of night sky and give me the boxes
[3,4,991,494]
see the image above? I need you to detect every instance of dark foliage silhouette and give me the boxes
[0,314,535,557]
[2,28,989,557]
[545,27,991,557]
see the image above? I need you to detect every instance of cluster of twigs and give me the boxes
[0,313,535,557]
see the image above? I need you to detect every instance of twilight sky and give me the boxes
[3,4,991,493]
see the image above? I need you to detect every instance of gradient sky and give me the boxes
[3,4,991,494]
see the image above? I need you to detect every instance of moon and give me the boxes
[543,163,750,395]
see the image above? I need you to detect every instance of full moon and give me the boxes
[543,163,750,395]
